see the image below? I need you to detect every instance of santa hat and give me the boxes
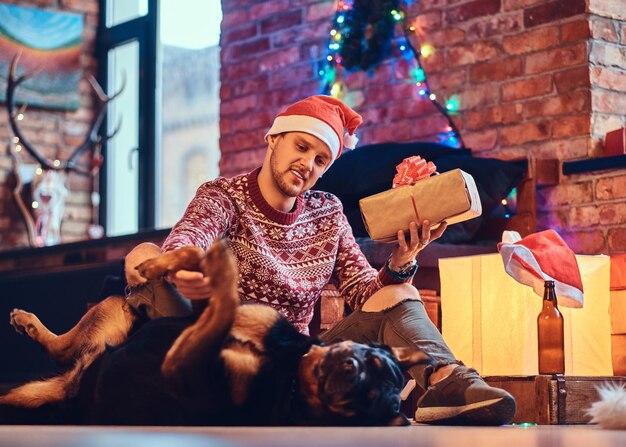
[498,229,584,308]
[264,95,363,163]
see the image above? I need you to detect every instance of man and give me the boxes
[125,95,516,425]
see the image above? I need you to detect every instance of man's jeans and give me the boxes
[319,298,458,388]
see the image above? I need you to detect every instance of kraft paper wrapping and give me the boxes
[359,168,482,243]
[439,253,612,376]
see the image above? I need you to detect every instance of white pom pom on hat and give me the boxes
[264,95,363,163]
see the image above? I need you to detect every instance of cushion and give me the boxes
[316,143,526,243]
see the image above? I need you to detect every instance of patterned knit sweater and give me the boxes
[162,168,411,334]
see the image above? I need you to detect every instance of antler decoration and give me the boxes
[7,52,125,176]
[6,52,125,246]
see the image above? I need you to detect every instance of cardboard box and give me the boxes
[612,334,626,376]
[359,169,482,243]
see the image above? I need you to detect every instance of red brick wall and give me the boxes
[0,0,99,249]
[220,0,626,254]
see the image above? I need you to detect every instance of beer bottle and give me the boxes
[537,280,565,374]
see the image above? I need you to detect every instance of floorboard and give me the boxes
[1,424,626,447]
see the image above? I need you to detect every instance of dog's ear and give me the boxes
[386,413,411,426]
[391,347,435,371]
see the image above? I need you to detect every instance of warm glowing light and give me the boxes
[15,144,22,152]
[32,201,39,209]
[327,55,333,61]
[53,159,61,167]
[333,33,342,42]
[429,93,437,101]
[330,29,337,36]
[391,10,403,21]
[17,113,24,120]
[420,44,434,58]
[502,199,508,206]
[12,136,19,143]
[35,167,43,175]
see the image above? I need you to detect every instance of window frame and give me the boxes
[96,0,158,232]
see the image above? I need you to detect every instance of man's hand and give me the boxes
[390,220,448,267]
[168,270,212,300]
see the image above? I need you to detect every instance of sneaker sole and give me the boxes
[414,395,516,426]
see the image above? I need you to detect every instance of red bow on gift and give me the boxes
[392,156,437,188]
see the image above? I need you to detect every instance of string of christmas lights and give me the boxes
[319,0,466,149]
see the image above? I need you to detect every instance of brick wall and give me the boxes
[0,0,99,249]
[220,0,626,254]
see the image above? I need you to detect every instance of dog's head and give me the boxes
[298,341,434,426]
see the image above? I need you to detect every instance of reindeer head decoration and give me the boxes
[6,53,124,247]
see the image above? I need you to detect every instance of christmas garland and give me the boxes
[321,0,467,149]
[338,0,400,71]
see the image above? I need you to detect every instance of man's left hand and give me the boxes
[390,220,448,267]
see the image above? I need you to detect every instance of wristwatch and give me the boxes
[387,258,418,278]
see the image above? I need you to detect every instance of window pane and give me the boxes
[106,0,148,28]
[106,41,139,236]
[156,0,222,229]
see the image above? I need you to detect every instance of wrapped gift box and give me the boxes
[359,168,482,242]
[439,253,612,376]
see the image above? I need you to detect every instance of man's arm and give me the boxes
[162,183,237,252]
[165,184,238,300]
[333,213,446,309]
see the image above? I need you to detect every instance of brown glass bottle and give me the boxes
[537,280,565,374]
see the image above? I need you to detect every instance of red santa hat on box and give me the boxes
[264,95,363,164]
[498,229,584,308]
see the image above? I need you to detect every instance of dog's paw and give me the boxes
[136,246,206,280]
[135,257,167,280]
[10,309,38,337]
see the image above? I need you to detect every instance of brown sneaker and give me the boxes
[414,366,516,425]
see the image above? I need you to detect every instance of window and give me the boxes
[98,0,222,235]
[106,41,140,236]
[106,0,148,27]
[157,0,222,228]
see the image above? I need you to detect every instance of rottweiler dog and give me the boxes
[0,242,433,426]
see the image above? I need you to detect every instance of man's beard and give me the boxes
[270,152,304,198]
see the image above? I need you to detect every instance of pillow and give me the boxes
[316,145,526,243]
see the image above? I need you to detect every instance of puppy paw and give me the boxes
[10,309,38,337]
[135,257,168,280]
[136,246,206,280]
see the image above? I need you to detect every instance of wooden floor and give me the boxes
[1,424,626,447]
